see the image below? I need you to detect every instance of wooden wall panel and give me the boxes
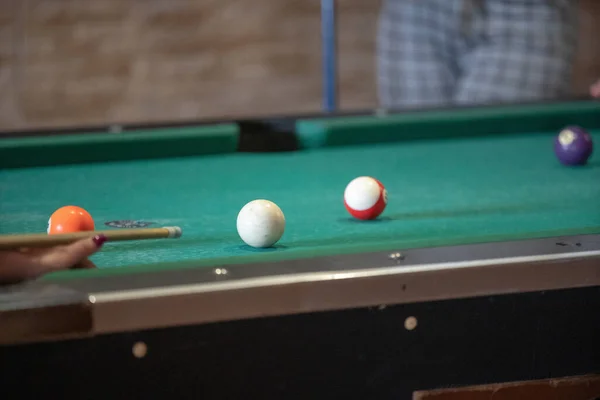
[0,0,598,131]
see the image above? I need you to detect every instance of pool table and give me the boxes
[1,100,600,399]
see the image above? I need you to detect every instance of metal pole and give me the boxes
[321,0,337,112]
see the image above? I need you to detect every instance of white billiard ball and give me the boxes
[344,176,387,220]
[237,199,285,248]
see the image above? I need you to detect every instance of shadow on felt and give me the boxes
[235,244,288,252]
[338,201,571,224]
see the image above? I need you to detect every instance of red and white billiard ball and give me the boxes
[344,176,388,220]
[47,205,95,235]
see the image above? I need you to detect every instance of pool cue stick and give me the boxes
[0,226,182,250]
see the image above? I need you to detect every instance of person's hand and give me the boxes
[590,79,600,98]
[0,235,106,284]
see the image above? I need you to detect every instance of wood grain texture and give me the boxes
[0,0,598,131]
[413,374,600,400]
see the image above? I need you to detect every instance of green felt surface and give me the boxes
[1,128,599,281]
[0,123,240,169]
[296,101,600,148]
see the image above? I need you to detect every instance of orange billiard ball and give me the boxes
[47,205,95,235]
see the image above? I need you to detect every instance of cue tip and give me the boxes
[165,226,182,238]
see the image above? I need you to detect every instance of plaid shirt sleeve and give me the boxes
[376,0,578,109]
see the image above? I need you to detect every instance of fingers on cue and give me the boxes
[43,234,107,270]
[73,259,98,270]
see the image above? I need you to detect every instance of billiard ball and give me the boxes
[47,205,95,235]
[344,176,388,220]
[236,199,285,248]
[554,126,593,166]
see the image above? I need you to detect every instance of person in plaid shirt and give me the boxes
[377,0,579,109]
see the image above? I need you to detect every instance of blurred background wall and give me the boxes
[0,0,599,131]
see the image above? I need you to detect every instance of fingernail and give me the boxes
[92,234,107,248]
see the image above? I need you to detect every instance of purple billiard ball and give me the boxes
[554,126,593,166]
